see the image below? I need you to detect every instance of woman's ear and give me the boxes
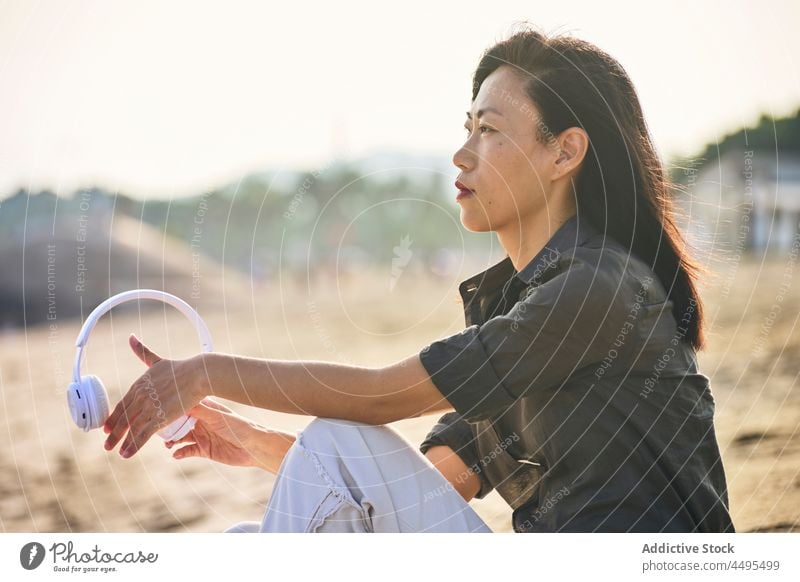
[552,127,589,180]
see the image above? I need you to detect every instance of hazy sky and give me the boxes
[1,0,798,199]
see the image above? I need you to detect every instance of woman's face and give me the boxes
[453,65,559,233]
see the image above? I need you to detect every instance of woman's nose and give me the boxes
[452,140,475,171]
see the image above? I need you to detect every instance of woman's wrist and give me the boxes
[190,352,260,404]
[189,352,228,401]
[250,427,296,473]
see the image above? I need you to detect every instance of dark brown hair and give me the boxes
[473,25,706,350]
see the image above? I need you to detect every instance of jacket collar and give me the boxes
[516,213,599,284]
[458,214,599,301]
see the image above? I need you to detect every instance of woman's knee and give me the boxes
[274,418,373,480]
[300,417,389,446]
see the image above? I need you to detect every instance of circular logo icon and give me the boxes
[20,542,46,570]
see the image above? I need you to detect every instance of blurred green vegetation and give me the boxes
[0,161,485,280]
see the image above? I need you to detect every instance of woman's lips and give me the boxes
[455,180,474,201]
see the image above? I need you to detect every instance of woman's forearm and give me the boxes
[191,351,451,425]
[195,352,385,423]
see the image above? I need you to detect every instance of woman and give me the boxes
[103,27,735,533]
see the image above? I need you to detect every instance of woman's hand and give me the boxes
[103,334,205,458]
[166,398,294,472]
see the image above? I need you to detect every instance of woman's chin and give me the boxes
[459,212,492,233]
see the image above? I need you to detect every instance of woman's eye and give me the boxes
[463,125,493,135]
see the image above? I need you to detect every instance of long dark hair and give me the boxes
[473,25,706,350]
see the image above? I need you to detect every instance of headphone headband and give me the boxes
[72,289,213,382]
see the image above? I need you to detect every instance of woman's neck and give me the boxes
[497,208,577,272]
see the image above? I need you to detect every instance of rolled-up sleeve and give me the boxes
[419,411,494,499]
[419,257,630,423]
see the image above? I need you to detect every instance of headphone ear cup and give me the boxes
[85,375,110,430]
[67,380,91,431]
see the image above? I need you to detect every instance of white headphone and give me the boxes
[67,289,214,443]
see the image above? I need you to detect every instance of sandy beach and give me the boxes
[1,258,797,533]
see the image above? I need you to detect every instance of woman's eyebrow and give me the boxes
[466,107,504,119]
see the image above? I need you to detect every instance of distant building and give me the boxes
[684,151,800,255]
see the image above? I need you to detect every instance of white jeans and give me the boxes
[224,417,493,533]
